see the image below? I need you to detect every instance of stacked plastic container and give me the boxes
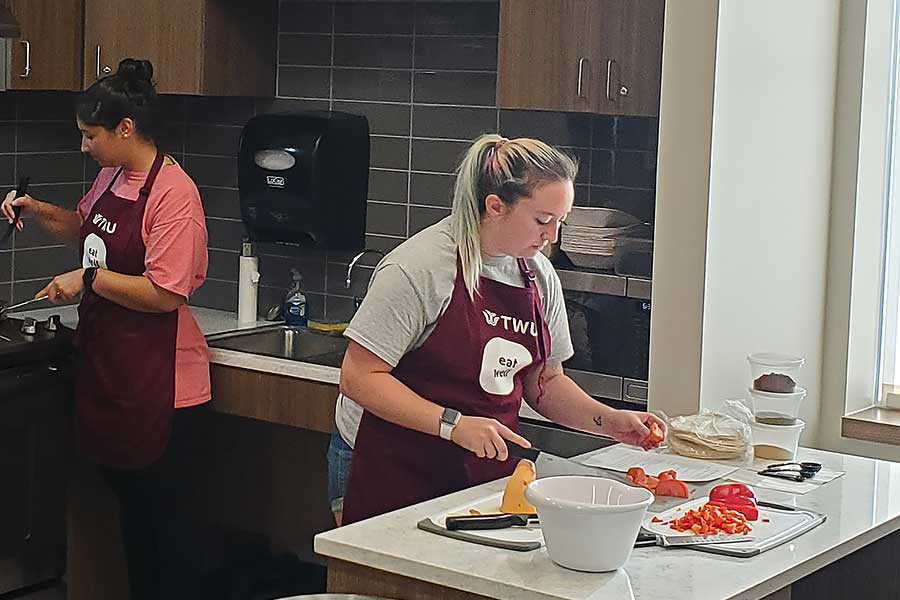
[746,353,806,460]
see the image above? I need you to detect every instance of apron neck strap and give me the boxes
[138,151,165,199]
[516,258,536,287]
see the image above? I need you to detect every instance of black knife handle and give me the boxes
[507,444,540,462]
[758,470,805,482]
[2,176,30,243]
[446,514,530,531]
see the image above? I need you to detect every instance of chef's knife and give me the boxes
[655,533,755,547]
[634,530,754,547]
[507,444,634,485]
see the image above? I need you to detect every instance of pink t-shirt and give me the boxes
[77,159,211,408]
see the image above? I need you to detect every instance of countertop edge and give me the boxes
[208,348,341,385]
[314,537,550,600]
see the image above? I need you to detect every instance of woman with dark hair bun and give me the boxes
[1,58,209,600]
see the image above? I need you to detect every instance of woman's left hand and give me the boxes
[603,410,667,449]
[37,268,85,303]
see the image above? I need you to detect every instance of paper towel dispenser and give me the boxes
[238,111,369,249]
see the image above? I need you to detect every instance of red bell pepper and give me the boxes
[709,484,759,521]
[710,483,756,503]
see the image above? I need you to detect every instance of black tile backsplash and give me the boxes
[0,0,657,316]
[334,36,413,69]
[334,2,415,35]
[280,34,332,66]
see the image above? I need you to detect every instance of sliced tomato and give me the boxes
[655,479,690,498]
[627,467,647,485]
[641,421,665,449]
[657,469,678,481]
[651,516,663,523]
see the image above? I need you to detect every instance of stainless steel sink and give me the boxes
[207,325,347,366]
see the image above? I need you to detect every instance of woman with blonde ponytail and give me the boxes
[331,134,666,525]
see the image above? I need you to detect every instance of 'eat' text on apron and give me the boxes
[343,256,550,524]
[75,152,178,469]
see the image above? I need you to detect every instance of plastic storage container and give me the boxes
[748,353,805,393]
[750,418,805,460]
[748,387,806,424]
[524,476,653,572]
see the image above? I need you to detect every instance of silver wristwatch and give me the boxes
[439,408,462,440]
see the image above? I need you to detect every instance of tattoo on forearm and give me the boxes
[593,415,603,428]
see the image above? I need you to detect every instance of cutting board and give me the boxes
[418,492,543,551]
[642,497,826,557]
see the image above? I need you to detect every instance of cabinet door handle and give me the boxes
[605,59,617,101]
[95,45,112,79]
[19,40,31,78]
[576,57,589,99]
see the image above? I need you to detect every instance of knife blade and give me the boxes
[656,533,755,547]
[508,444,634,485]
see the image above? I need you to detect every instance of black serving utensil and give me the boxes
[0,176,30,245]
[758,461,823,482]
[445,513,539,531]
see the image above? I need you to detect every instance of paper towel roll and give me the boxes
[238,255,260,324]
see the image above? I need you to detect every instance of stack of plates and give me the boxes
[560,208,644,270]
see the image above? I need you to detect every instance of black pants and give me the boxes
[99,403,206,600]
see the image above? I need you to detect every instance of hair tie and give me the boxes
[484,138,509,174]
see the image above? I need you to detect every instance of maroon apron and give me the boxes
[74,152,178,469]
[342,256,551,524]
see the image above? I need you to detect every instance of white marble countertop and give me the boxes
[9,303,342,385]
[314,445,900,600]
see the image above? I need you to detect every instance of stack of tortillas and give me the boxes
[667,411,749,460]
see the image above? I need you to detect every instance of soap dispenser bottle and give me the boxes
[283,268,308,328]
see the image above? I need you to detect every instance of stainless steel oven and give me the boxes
[556,269,651,411]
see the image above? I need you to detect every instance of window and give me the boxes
[877,0,900,405]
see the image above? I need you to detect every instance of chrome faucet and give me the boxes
[346,249,386,308]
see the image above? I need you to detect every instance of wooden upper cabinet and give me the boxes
[5,0,84,91]
[497,0,665,116]
[594,0,665,117]
[84,0,277,96]
[497,0,593,113]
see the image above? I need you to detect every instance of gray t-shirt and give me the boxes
[335,217,573,446]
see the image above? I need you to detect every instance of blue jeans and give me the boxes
[327,429,354,515]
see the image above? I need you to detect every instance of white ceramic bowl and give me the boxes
[524,476,654,572]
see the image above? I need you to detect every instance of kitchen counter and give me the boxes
[314,445,900,600]
[11,303,342,385]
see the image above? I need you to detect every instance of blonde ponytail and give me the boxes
[449,134,578,300]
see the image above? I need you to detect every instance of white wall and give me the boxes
[648,0,719,416]
[698,0,841,446]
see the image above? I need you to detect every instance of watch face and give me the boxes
[443,409,461,425]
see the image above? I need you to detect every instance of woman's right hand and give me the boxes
[450,416,531,461]
[1,189,32,231]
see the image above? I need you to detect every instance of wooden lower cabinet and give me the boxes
[66,366,338,600]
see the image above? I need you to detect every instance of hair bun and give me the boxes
[116,58,153,84]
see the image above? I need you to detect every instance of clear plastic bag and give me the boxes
[665,400,753,462]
